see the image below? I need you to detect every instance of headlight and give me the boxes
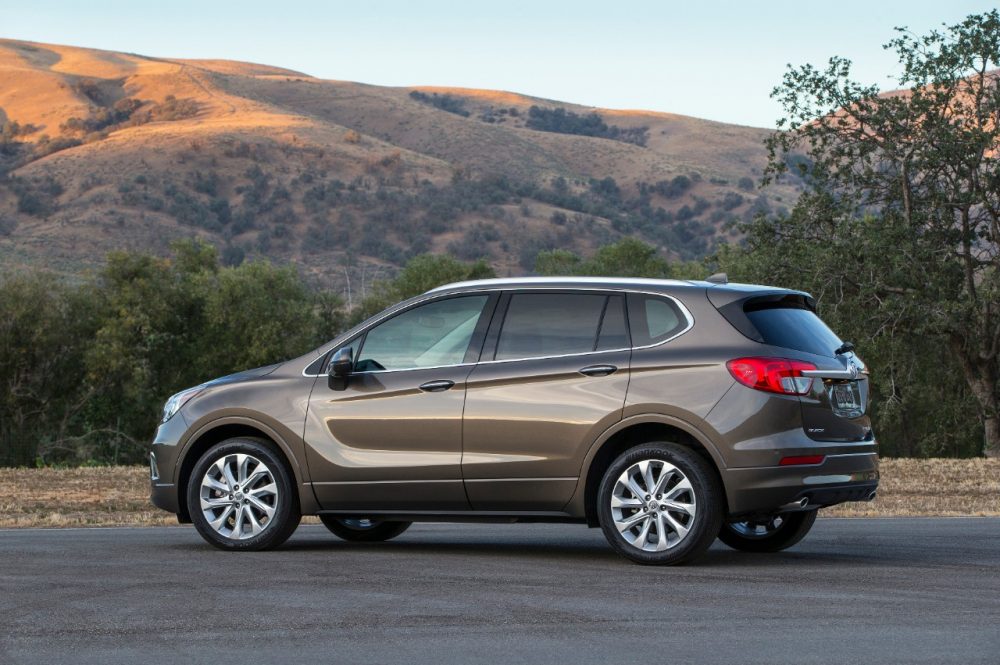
[161,387,204,423]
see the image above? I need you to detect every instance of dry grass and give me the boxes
[0,466,176,528]
[824,458,1000,517]
[0,459,997,529]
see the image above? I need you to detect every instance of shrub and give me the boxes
[653,175,692,199]
[408,91,471,117]
[720,192,745,210]
[525,106,648,146]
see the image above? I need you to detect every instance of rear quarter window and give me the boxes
[626,293,688,346]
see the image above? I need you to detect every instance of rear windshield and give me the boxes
[744,304,843,358]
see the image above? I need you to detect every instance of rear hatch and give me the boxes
[711,290,872,442]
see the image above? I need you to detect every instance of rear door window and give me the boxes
[495,293,621,360]
[744,304,842,358]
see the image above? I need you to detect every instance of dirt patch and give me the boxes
[0,459,997,528]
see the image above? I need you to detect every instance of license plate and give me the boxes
[829,382,863,418]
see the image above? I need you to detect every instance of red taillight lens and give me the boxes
[726,357,817,395]
[779,455,826,466]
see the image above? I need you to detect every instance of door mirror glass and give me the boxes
[328,346,354,391]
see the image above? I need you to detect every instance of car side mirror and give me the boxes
[327,347,353,391]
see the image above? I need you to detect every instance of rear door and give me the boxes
[742,298,872,442]
[461,290,631,510]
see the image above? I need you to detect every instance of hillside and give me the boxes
[0,38,804,285]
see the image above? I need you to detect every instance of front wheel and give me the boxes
[718,510,818,553]
[187,437,301,551]
[319,516,411,542]
[597,442,723,565]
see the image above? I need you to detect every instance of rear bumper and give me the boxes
[723,452,879,518]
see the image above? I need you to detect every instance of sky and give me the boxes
[3,1,997,128]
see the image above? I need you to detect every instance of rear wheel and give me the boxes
[718,510,818,552]
[187,437,301,551]
[319,516,411,542]
[597,442,723,565]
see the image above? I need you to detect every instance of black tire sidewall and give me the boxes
[187,437,301,551]
[718,509,818,553]
[597,442,723,565]
[318,515,412,542]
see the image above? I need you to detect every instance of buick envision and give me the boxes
[150,276,878,565]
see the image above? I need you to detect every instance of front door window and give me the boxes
[356,295,489,372]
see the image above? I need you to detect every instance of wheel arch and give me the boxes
[174,417,315,522]
[573,415,729,527]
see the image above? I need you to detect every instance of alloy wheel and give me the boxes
[610,459,697,552]
[199,453,279,540]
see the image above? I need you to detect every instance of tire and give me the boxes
[597,442,723,565]
[319,516,412,542]
[187,437,301,551]
[718,510,818,553]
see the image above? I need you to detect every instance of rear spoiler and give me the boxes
[706,289,816,344]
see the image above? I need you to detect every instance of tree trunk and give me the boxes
[953,338,1000,456]
[986,415,1000,459]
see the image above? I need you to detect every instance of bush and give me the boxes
[720,192,745,210]
[525,106,648,146]
[409,91,471,117]
[653,175,693,199]
[11,176,63,217]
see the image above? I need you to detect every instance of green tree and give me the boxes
[745,10,1000,455]
[202,260,339,371]
[83,240,336,463]
[0,274,101,465]
[1,240,348,466]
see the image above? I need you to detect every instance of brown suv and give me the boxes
[149,277,878,564]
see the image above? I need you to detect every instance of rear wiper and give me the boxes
[834,341,855,356]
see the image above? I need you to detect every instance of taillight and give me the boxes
[726,357,817,395]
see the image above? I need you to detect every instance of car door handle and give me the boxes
[578,364,618,377]
[418,380,455,392]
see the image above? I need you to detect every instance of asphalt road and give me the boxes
[1,518,998,664]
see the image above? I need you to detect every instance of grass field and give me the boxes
[0,459,997,528]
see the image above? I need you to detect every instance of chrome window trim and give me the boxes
[302,286,695,377]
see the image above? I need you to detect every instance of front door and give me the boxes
[304,293,496,511]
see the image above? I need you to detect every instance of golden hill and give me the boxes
[0,38,803,284]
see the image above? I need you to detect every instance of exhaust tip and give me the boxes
[866,490,877,501]
[797,497,809,508]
